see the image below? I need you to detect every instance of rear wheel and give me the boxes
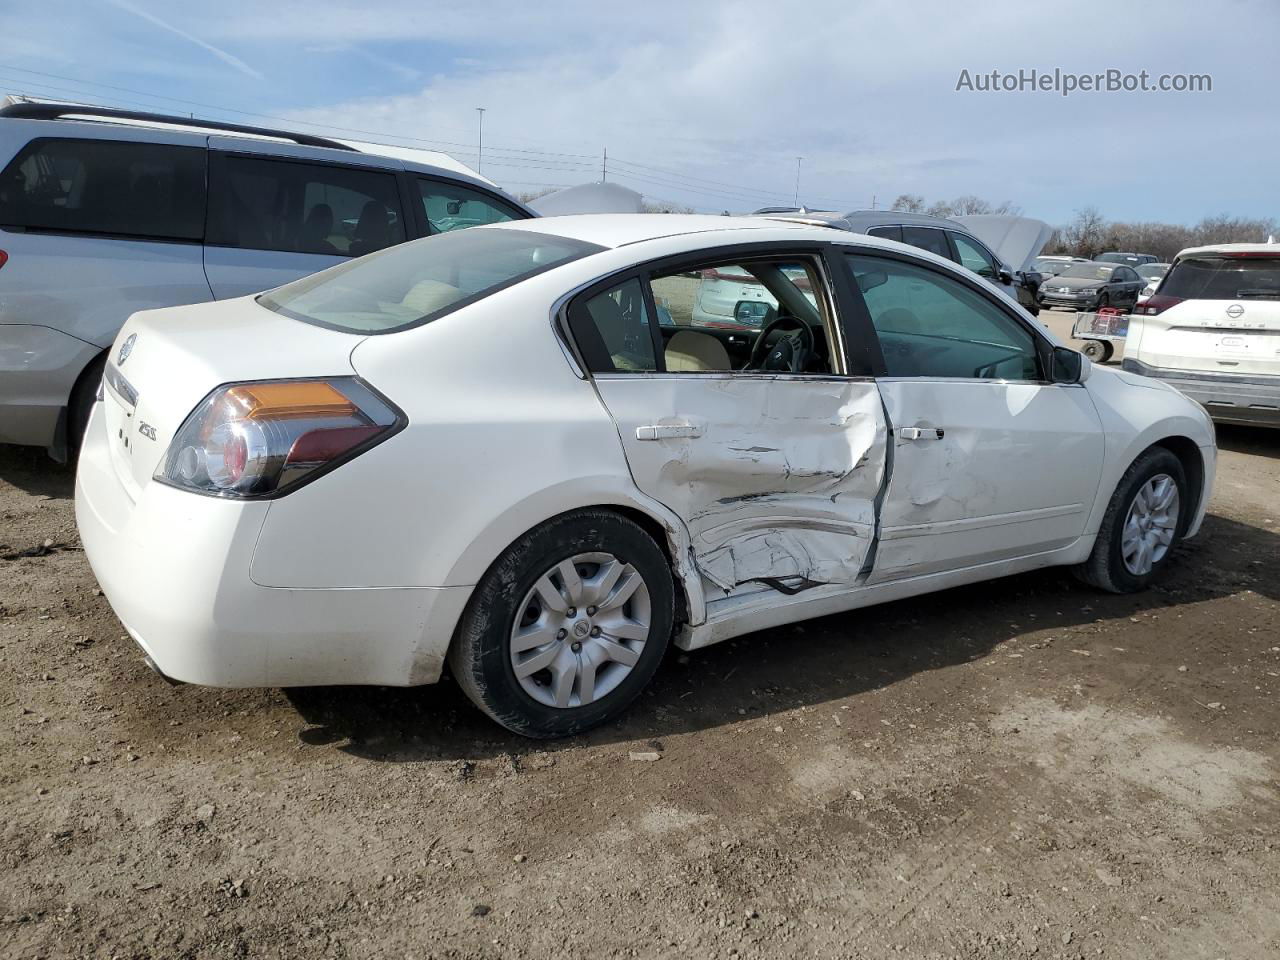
[1074,447,1187,593]
[448,510,675,738]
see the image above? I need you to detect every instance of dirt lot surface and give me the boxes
[2,408,1278,958]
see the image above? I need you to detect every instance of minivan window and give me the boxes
[418,179,523,233]
[209,155,405,256]
[0,138,206,241]
[1160,256,1280,301]
[899,226,951,260]
[258,227,603,333]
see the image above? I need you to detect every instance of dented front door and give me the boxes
[592,374,888,597]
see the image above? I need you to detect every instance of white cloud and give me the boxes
[106,0,264,80]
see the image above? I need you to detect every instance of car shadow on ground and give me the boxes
[1216,424,1280,460]
[0,444,74,499]
[284,510,1279,764]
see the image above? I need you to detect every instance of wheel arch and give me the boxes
[50,346,108,462]
[440,477,707,631]
[1147,434,1207,537]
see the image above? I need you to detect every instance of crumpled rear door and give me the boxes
[592,373,888,596]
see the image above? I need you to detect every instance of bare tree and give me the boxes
[890,194,924,213]
[1059,207,1108,259]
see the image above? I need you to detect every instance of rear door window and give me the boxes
[208,155,405,256]
[1159,256,1280,302]
[418,179,524,234]
[0,137,206,241]
[899,226,952,260]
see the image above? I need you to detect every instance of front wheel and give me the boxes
[1074,447,1187,593]
[449,510,675,738]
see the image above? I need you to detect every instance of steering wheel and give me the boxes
[747,315,816,373]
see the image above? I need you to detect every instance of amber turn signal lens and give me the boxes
[225,381,357,420]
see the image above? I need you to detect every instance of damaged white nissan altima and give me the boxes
[76,215,1217,737]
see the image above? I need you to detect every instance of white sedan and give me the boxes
[76,215,1217,738]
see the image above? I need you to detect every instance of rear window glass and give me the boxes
[1159,256,1280,301]
[258,226,603,333]
[0,137,206,241]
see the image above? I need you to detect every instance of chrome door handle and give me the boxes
[899,426,945,441]
[636,423,703,441]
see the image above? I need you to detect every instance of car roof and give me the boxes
[493,213,838,249]
[763,209,970,231]
[0,98,517,201]
[1176,242,1280,258]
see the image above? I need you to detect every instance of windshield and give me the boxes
[1136,263,1169,281]
[258,227,604,333]
[1032,257,1073,275]
[1060,263,1115,281]
[1159,256,1280,301]
[1095,253,1137,264]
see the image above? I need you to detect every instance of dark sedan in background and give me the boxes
[1037,261,1145,312]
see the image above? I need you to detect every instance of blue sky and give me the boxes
[1,0,1275,226]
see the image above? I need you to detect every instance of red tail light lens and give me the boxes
[1137,294,1184,316]
[157,378,403,498]
[0,249,8,270]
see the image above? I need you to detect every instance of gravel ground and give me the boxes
[1,387,1278,958]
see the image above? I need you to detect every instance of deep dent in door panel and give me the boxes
[615,379,887,593]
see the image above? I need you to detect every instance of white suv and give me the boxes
[1124,244,1280,428]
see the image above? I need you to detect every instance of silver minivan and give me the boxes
[0,101,534,458]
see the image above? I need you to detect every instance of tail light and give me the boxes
[156,378,403,499]
[0,249,8,270]
[1136,294,1183,316]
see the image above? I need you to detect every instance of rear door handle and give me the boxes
[899,426,945,441]
[637,423,703,441]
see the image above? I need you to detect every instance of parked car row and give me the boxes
[1037,260,1147,312]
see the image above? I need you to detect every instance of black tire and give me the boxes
[68,352,107,461]
[448,509,675,738]
[1073,447,1188,594]
[1080,340,1108,362]
[1097,293,1110,310]
[1099,340,1116,363]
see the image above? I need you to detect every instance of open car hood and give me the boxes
[952,215,1054,272]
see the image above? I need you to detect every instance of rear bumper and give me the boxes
[74,402,470,687]
[1122,358,1280,428]
[0,324,101,448]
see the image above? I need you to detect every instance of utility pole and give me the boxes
[475,107,486,174]
[794,156,803,208]
[602,147,607,182]
[871,194,876,210]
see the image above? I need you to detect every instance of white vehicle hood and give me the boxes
[953,215,1054,272]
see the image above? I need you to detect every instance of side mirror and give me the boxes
[734,300,775,327]
[1052,345,1091,384]
[997,267,1015,285]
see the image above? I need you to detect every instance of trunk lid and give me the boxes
[99,296,364,500]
